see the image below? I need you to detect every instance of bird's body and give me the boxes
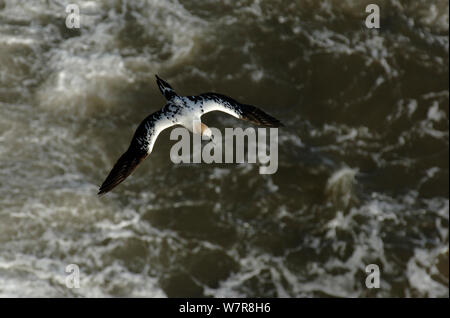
[98,75,283,195]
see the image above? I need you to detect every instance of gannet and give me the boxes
[98,75,283,195]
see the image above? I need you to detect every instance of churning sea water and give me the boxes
[0,0,448,297]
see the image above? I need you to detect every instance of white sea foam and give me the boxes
[407,247,449,297]
[16,0,208,115]
[325,167,359,208]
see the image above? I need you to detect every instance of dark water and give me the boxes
[0,0,448,297]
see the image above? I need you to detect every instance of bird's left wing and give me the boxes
[98,109,175,195]
[197,93,283,127]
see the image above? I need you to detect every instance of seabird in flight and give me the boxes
[98,75,283,195]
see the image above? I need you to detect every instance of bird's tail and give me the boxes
[155,75,178,101]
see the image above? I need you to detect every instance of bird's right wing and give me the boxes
[98,109,175,195]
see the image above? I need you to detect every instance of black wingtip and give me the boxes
[264,116,284,128]
[260,120,283,128]
[240,104,284,128]
[97,182,112,196]
[270,122,284,128]
[97,147,148,197]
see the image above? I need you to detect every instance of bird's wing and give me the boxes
[198,93,283,127]
[98,109,175,195]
